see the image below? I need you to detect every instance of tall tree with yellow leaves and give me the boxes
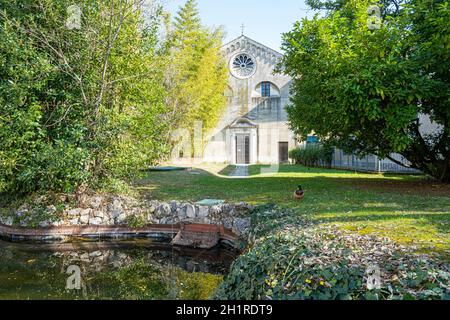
[164,0,228,156]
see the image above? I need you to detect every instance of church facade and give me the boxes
[203,35,296,165]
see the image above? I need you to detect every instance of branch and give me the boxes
[106,72,152,85]
[94,0,144,117]
[440,149,450,182]
[0,9,90,107]
[44,103,76,128]
[386,155,413,169]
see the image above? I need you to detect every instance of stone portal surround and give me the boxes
[0,195,253,239]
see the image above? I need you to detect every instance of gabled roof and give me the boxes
[228,116,259,128]
[221,35,283,58]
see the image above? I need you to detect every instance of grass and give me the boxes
[135,164,450,259]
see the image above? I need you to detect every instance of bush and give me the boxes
[16,141,91,194]
[0,1,171,194]
[214,206,450,300]
[289,144,333,167]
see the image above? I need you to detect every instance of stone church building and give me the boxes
[203,35,296,165]
[200,34,424,173]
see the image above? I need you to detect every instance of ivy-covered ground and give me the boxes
[214,205,449,300]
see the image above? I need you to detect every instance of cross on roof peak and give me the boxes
[240,23,245,36]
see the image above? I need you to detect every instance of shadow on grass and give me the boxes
[217,165,236,177]
[134,166,450,242]
[314,211,450,234]
[249,164,361,176]
[135,166,450,200]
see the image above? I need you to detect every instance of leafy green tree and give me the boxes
[281,0,450,181]
[164,0,227,155]
[0,0,170,193]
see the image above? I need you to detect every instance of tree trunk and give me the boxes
[439,151,450,183]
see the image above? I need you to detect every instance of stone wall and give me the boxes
[0,195,253,238]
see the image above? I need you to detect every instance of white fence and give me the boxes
[331,149,421,173]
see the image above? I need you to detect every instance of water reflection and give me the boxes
[0,240,235,300]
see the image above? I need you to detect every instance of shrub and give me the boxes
[16,141,91,194]
[0,1,171,194]
[125,214,147,228]
[289,144,333,167]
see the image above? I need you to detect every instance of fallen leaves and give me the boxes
[215,205,450,300]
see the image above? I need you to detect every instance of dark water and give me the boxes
[0,240,236,300]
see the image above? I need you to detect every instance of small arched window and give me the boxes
[261,82,271,97]
[256,82,280,97]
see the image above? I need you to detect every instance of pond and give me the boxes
[0,239,236,300]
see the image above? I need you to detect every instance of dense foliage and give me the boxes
[289,144,334,167]
[215,205,450,300]
[164,0,228,156]
[0,0,170,193]
[280,0,450,181]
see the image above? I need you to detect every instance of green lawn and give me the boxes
[135,164,450,258]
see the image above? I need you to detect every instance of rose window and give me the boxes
[231,53,256,78]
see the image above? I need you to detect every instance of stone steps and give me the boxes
[171,224,220,249]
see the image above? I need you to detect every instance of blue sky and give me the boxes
[163,0,316,52]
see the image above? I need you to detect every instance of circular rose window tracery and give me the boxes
[230,53,256,79]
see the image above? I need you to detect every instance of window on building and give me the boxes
[261,82,271,97]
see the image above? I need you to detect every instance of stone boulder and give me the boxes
[147,214,159,224]
[185,204,196,219]
[176,205,187,219]
[115,212,127,224]
[197,206,209,218]
[39,220,50,228]
[67,208,81,217]
[107,197,126,219]
[89,217,103,225]
[68,217,80,225]
[233,217,251,236]
[89,196,104,209]
[169,201,179,213]
[209,205,222,215]
[51,220,63,227]
[0,216,14,226]
[79,212,90,225]
[156,203,171,218]
[147,201,159,214]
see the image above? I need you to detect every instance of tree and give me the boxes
[164,0,227,156]
[280,0,450,181]
[0,0,170,193]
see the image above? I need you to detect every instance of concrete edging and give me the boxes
[0,223,242,249]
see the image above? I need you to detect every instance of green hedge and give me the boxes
[288,144,333,167]
[0,1,170,194]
